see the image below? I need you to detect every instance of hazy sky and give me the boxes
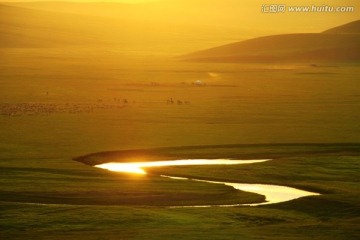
[3,0,359,44]
[2,0,157,2]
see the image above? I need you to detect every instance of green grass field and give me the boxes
[0,49,359,239]
[1,144,359,239]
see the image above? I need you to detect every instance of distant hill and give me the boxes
[323,20,360,34]
[0,3,253,54]
[182,20,360,63]
[0,4,121,48]
[1,2,133,19]
[0,4,226,53]
[1,2,360,55]
[4,0,359,34]
[0,1,274,53]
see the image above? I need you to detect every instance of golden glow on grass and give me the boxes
[95,159,270,174]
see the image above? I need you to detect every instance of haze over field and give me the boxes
[0,1,360,240]
[1,0,360,54]
[0,0,359,153]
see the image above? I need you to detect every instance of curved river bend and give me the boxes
[95,159,319,207]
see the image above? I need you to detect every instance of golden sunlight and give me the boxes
[4,0,155,2]
[95,159,270,174]
[96,163,147,174]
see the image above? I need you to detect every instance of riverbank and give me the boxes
[1,143,359,239]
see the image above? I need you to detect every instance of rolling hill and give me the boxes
[182,20,360,63]
[3,1,360,54]
[0,4,122,48]
[323,20,360,34]
[0,3,250,54]
[2,2,360,56]
[0,3,231,53]
[4,0,360,34]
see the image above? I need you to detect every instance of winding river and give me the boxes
[95,159,319,207]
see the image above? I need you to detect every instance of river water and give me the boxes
[95,159,319,206]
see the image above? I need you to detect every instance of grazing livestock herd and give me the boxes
[0,102,125,116]
[0,98,191,117]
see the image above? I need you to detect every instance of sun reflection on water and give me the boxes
[94,158,320,207]
[95,159,270,174]
[96,163,147,174]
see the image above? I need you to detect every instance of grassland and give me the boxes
[1,144,359,240]
[0,48,359,239]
